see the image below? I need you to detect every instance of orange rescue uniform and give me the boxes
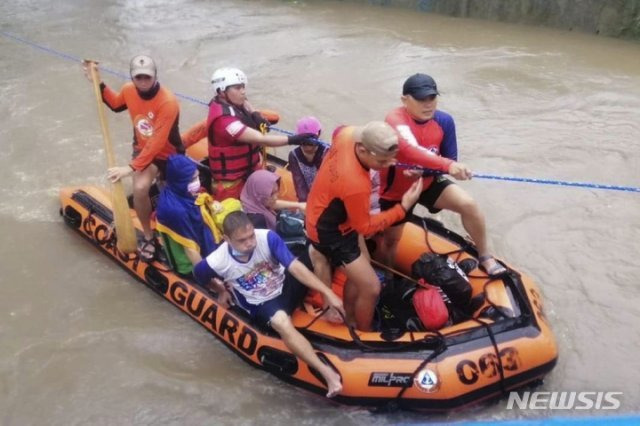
[100,82,182,171]
[305,126,406,245]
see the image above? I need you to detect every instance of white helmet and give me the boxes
[211,67,247,93]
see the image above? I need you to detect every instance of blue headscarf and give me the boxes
[156,155,217,256]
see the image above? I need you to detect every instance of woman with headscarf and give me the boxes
[240,169,305,230]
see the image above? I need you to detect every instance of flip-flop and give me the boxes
[478,255,507,277]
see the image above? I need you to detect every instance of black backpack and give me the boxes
[411,253,472,310]
[275,210,306,256]
[377,278,424,332]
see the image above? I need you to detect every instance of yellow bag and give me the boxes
[195,194,242,244]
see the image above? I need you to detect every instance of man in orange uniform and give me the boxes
[83,55,184,261]
[181,68,315,200]
[380,74,506,276]
[305,121,423,331]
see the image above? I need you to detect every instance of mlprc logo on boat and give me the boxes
[415,368,440,393]
[368,372,412,387]
[506,391,623,410]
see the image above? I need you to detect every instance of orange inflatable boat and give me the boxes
[59,154,557,412]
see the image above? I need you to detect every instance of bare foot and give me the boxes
[322,366,343,398]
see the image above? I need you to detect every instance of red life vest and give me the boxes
[206,100,261,181]
[380,107,452,200]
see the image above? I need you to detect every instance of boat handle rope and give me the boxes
[420,217,511,289]
[296,306,331,330]
[334,309,447,354]
[472,317,508,396]
[420,217,469,261]
[420,218,530,321]
[2,30,638,195]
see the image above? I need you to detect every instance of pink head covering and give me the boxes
[240,170,280,230]
[296,116,322,136]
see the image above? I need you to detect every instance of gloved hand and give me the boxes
[287,133,317,145]
[251,111,271,133]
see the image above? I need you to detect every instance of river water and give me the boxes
[1,0,639,424]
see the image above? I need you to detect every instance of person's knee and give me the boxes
[449,194,478,215]
[364,281,381,301]
[351,274,380,300]
[268,310,291,332]
[133,178,151,196]
[383,227,402,245]
[310,247,329,268]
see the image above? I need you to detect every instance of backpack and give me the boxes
[377,277,449,332]
[275,210,306,256]
[377,278,423,332]
[412,286,449,331]
[411,253,472,311]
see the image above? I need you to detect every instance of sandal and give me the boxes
[138,236,157,262]
[478,255,507,277]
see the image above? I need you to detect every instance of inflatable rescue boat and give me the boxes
[59,154,557,412]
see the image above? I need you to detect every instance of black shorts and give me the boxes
[250,274,308,328]
[380,176,454,226]
[311,231,361,268]
[131,150,167,179]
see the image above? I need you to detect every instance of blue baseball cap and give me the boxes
[402,73,439,100]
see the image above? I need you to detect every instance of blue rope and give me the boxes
[2,30,638,194]
[471,173,640,193]
[1,30,210,107]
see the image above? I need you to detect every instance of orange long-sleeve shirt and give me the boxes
[305,126,405,244]
[101,82,182,171]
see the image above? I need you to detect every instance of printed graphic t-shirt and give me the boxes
[194,229,294,305]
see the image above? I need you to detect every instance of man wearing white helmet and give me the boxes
[83,55,184,261]
[182,67,315,200]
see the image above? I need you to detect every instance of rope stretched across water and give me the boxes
[2,30,638,194]
[269,125,640,193]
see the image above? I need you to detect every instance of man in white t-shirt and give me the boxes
[193,211,344,398]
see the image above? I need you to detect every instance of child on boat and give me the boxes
[287,116,327,202]
[193,211,344,398]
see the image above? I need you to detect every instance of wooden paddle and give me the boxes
[85,60,137,253]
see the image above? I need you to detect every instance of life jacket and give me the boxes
[380,107,452,200]
[206,100,262,181]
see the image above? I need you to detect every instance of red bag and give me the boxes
[412,285,449,331]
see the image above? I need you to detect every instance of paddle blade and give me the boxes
[86,60,137,254]
[111,181,137,253]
